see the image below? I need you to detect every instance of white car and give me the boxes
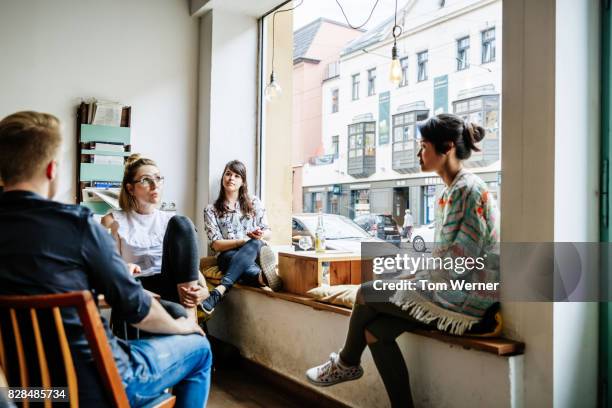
[411,222,436,252]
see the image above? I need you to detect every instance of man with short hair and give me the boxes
[0,111,212,407]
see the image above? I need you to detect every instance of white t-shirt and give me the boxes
[403,213,414,228]
[111,209,173,277]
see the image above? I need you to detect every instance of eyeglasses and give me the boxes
[132,175,165,188]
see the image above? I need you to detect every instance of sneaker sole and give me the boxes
[305,370,364,387]
[259,246,282,291]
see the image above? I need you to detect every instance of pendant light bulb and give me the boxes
[265,71,282,101]
[389,44,402,86]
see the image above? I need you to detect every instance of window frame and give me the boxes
[481,27,496,64]
[352,73,360,100]
[452,94,500,141]
[331,88,339,113]
[367,67,376,96]
[457,36,470,71]
[348,122,376,159]
[331,135,339,158]
[400,57,409,87]
[417,50,429,82]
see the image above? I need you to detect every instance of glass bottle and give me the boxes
[315,209,326,253]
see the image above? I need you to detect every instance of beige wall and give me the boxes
[263,6,293,245]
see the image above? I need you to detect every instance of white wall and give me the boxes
[195,9,259,252]
[553,0,600,406]
[501,0,556,405]
[0,0,199,218]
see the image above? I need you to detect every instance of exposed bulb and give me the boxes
[389,44,402,86]
[265,71,282,101]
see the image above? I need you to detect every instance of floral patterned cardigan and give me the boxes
[391,169,500,335]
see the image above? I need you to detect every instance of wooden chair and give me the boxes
[0,291,175,407]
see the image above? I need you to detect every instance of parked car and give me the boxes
[353,213,401,244]
[292,213,385,253]
[411,222,435,252]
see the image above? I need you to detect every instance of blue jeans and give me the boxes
[217,239,265,288]
[124,334,212,408]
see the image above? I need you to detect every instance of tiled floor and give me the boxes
[207,366,307,408]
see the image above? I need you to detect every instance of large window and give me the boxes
[352,73,360,100]
[417,51,428,82]
[457,36,470,70]
[400,57,409,87]
[482,28,496,63]
[263,0,501,241]
[367,68,376,96]
[331,88,339,113]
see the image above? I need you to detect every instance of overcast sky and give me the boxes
[293,0,401,31]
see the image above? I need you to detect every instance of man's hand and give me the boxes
[179,285,210,308]
[174,317,205,336]
[128,263,141,276]
[247,228,264,240]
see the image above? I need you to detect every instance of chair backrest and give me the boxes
[0,291,129,407]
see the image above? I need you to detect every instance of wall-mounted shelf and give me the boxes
[76,102,131,215]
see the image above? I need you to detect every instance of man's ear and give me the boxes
[45,160,57,181]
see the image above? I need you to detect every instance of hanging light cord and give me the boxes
[392,0,403,46]
[271,0,304,73]
[335,0,381,30]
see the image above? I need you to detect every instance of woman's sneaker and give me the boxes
[305,352,363,386]
[258,246,282,291]
[200,289,223,315]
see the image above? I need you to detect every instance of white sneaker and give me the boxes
[305,352,363,386]
[258,245,282,291]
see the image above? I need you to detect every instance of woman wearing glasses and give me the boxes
[102,154,208,314]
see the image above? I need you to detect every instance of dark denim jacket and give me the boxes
[0,191,151,385]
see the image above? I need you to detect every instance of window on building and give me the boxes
[352,73,360,100]
[400,57,409,87]
[457,37,470,70]
[453,94,500,164]
[331,88,339,113]
[332,135,339,158]
[348,122,376,159]
[392,110,429,172]
[417,51,428,82]
[325,61,340,80]
[482,28,496,63]
[367,68,376,96]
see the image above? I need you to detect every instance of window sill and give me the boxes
[206,277,525,357]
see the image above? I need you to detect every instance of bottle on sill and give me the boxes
[315,209,326,253]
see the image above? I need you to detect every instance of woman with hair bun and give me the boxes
[102,154,208,316]
[306,113,499,408]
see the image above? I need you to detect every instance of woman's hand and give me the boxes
[247,228,264,240]
[179,285,210,308]
[127,263,141,276]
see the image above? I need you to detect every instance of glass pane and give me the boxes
[469,111,483,125]
[365,133,375,147]
[455,101,468,113]
[485,110,499,139]
[366,123,375,132]
[469,99,483,110]
[394,127,403,142]
[406,113,415,123]
[395,115,404,125]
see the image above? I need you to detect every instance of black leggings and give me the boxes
[139,215,200,304]
[340,281,433,408]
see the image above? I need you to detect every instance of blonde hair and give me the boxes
[118,153,158,212]
[0,111,62,185]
